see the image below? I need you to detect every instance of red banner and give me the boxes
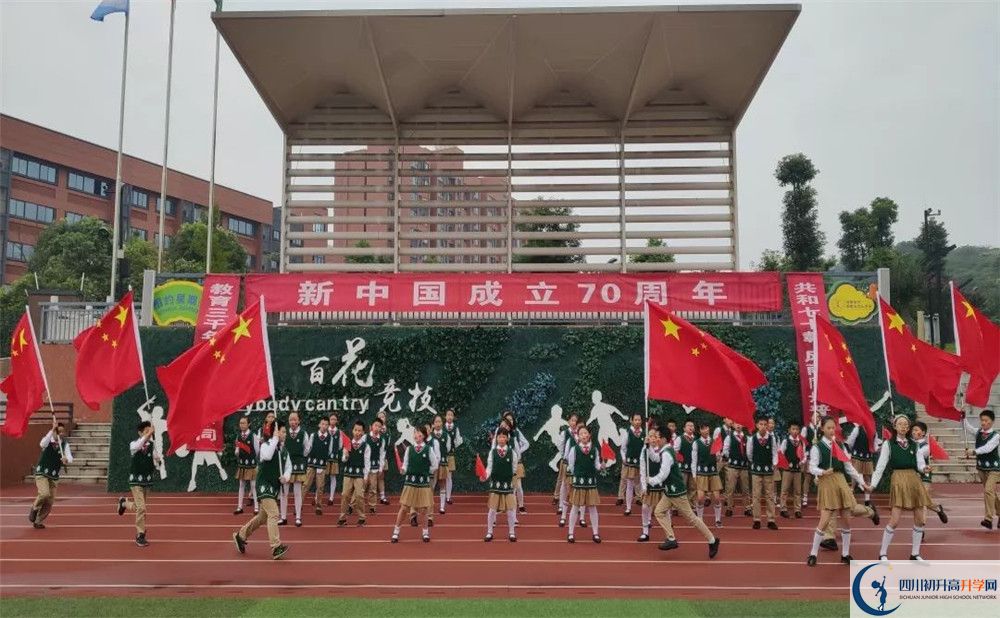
[245,273,782,314]
[787,273,829,424]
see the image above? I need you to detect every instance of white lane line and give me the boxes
[0,537,982,546]
[0,583,846,591]
[0,557,848,565]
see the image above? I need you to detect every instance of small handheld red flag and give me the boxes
[710,433,723,455]
[475,453,487,481]
[831,440,851,463]
[777,450,790,470]
[796,440,806,461]
[928,436,949,461]
[236,441,254,455]
[394,445,404,472]
[600,440,616,465]
[673,449,685,463]
[881,427,893,442]
[341,431,352,452]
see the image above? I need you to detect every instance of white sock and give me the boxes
[329,476,337,501]
[880,525,895,556]
[440,490,446,511]
[841,529,852,557]
[487,509,496,535]
[393,525,400,535]
[237,482,245,508]
[422,527,429,537]
[293,482,303,519]
[864,492,871,503]
[696,504,704,519]
[810,529,823,555]
[559,482,569,514]
[568,504,579,536]
[625,480,634,507]
[580,504,587,525]
[251,483,258,510]
[506,509,516,532]
[641,504,651,529]
[714,502,722,522]
[280,485,289,518]
[911,527,923,556]
[515,484,524,508]
[588,506,600,536]
[446,475,453,500]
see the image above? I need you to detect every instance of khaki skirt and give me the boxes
[326,461,340,476]
[290,472,309,484]
[447,455,456,472]
[816,472,858,511]
[570,487,600,507]
[621,465,640,481]
[695,475,723,492]
[642,489,663,508]
[437,466,449,481]
[889,469,932,510]
[400,485,433,510]
[852,459,874,476]
[488,492,517,511]
[516,462,526,479]
[236,467,257,482]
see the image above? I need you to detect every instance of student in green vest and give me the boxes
[805,416,878,566]
[338,420,371,527]
[304,417,333,516]
[326,413,343,507]
[376,410,391,506]
[910,421,947,525]
[391,425,440,543]
[746,416,779,530]
[722,422,751,518]
[965,409,1000,530]
[872,414,932,561]
[846,421,877,506]
[444,408,464,506]
[778,421,804,519]
[483,428,518,542]
[364,418,386,515]
[498,411,530,514]
[233,416,258,516]
[29,417,73,529]
[233,418,291,560]
[673,420,698,509]
[693,421,723,527]
[565,425,605,543]
[650,427,721,558]
[281,412,308,527]
[431,415,452,515]
[800,416,818,509]
[555,413,580,522]
[117,420,161,547]
[638,427,667,542]
[618,413,645,517]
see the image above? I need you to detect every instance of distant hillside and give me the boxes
[946,245,1000,320]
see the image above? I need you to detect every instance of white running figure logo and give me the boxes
[533,404,568,471]
[586,390,627,448]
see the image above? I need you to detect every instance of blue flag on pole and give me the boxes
[90,0,129,22]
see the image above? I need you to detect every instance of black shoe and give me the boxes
[743,509,752,517]
[337,518,347,527]
[703,498,711,507]
[638,533,650,542]
[369,507,377,514]
[780,510,789,519]
[484,534,493,542]
[278,519,287,527]
[135,534,149,547]
[447,498,454,505]
[117,497,126,516]
[422,534,430,543]
[752,521,761,529]
[624,510,632,517]
[708,538,720,559]
[795,512,802,519]
[592,535,601,544]
[28,509,37,524]
[234,508,244,515]
[518,506,527,514]
[658,539,679,551]
[820,539,838,551]
[380,498,390,505]
[615,498,624,506]
[315,508,322,516]
[348,506,354,515]
[390,534,399,543]
[410,514,418,527]
[567,535,575,544]
[509,535,517,542]
[841,555,853,564]
[357,520,366,527]
[233,533,246,554]
[439,508,446,515]
[807,555,817,567]
[936,506,948,524]
[327,499,334,506]
[580,520,587,528]
[272,545,289,560]
[552,497,558,505]
[725,509,733,517]
[767,521,779,530]
[428,519,434,528]
[295,519,302,527]
[910,554,925,562]
[981,519,993,530]
[32,522,45,529]
[870,504,880,526]
[558,518,566,528]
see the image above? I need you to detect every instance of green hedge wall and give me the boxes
[108,325,901,494]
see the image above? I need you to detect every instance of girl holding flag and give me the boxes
[911,421,948,525]
[483,428,518,542]
[391,425,439,543]
[806,416,879,566]
[565,425,605,543]
[872,414,932,561]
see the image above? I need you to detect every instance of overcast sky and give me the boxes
[2,0,997,268]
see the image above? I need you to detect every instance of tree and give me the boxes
[26,217,113,299]
[629,238,675,263]
[753,249,789,272]
[513,204,584,264]
[775,154,826,271]
[345,239,391,264]
[836,197,899,270]
[915,215,955,335]
[123,237,157,294]
[165,213,248,274]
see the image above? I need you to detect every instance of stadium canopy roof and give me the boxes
[213,4,801,132]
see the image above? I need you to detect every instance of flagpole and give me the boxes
[108,10,130,302]
[205,23,221,274]
[156,0,177,271]
[874,290,896,418]
[642,302,650,420]
[24,307,56,416]
[128,292,151,402]
[949,281,969,451]
[809,314,819,424]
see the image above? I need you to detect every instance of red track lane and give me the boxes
[0,484,995,599]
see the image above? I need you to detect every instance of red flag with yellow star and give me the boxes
[73,291,144,410]
[157,298,274,455]
[814,316,876,452]
[644,304,766,428]
[0,310,49,438]
[951,284,1000,407]
[878,297,962,421]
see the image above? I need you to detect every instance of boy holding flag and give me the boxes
[29,417,73,529]
[233,419,291,560]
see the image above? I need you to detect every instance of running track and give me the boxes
[0,484,995,599]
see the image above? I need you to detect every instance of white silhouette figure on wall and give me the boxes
[586,390,627,448]
[533,404,568,471]
[175,427,229,493]
[394,417,416,449]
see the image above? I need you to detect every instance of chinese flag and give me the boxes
[73,291,144,410]
[0,311,48,438]
[475,453,487,481]
[600,440,616,465]
[815,317,876,453]
[951,285,1000,407]
[644,304,766,429]
[777,450,790,470]
[341,431,352,452]
[157,299,274,455]
[710,432,723,455]
[831,439,851,463]
[394,445,404,473]
[928,436,949,461]
[882,427,893,442]
[879,297,962,421]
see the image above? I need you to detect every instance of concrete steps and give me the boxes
[23,422,110,486]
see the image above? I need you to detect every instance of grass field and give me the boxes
[0,597,847,617]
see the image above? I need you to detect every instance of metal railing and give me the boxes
[0,401,74,427]
[38,302,131,343]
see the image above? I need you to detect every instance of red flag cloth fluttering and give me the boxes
[73,291,144,410]
[0,311,47,438]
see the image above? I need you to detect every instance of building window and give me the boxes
[68,171,112,197]
[268,258,279,271]
[130,228,148,241]
[5,241,34,262]
[65,212,85,224]
[129,188,149,209]
[313,255,325,264]
[11,155,57,184]
[154,233,171,249]
[156,197,177,216]
[272,229,280,241]
[311,223,325,233]
[227,215,256,237]
[183,203,207,223]
[8,199,55,224]
[245,254,257,269]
